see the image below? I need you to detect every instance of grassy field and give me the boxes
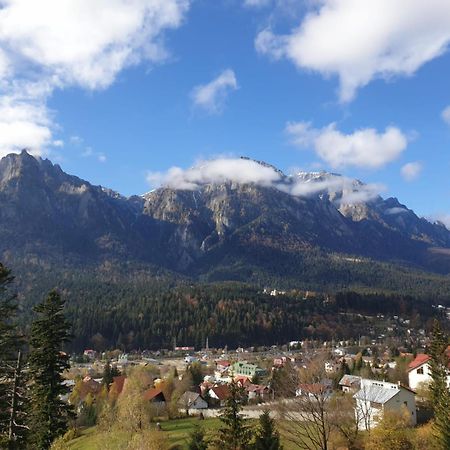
[65,416,302,449]
[67,418,227,450]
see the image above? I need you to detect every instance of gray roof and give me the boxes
[179,391,202,404]
[339,375,361,387]
[353,384,399,404]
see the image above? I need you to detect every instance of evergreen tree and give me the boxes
[0,264,26,449]
[187,424,209,450]
[28,290,74,449]
[216,380,252,450]
[102,360,118,388]
[429,321,450,450]
[253,410,282,450]
[187,362,204,387]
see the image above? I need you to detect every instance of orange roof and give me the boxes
[111,375,126,394]
[408,354,431,371]
[210,385,230,401]
[234,375,251,385]
[142,388,166,402]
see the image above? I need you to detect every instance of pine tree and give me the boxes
[216,380,252,450]
[102,360,113,388]
[28,290,74,449]
[187,424,209,450]
[429,321,450,450]
[253,410,282,450]
[0,264,26,449]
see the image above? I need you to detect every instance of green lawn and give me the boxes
[66,417,223,450]
[66,417,301,449]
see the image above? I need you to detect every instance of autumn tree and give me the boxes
[114,367,156,433]
[365,411,414,450]
[276,356,332,450]
[429,321,450,450]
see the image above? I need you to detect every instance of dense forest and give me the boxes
[6,255,450,352]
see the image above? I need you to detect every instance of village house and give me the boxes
[408,346,450,390]
[296,380,333,399]
[214,360,231,380]
[208,385,231,407]
[178,391,208,413]
[143,387,166,404]
[83,349,97,360]
[245,383,272,402]
[354,379,416,431]
[338,374,362,393]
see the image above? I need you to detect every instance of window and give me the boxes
[417,367,424,374]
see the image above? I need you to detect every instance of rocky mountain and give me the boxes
[1,151,450,284]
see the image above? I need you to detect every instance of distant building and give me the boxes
[208,385,231,407]
[339,375,361,393]
[232,361,266,379]
[143,387,166,404]
[296,381,333,400]
[408,347,450,391]
[178,391,208,411]
[83,349,96,360]
[354,379,416,431]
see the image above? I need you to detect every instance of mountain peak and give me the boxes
[239,156,286,177]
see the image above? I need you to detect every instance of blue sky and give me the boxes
[1,0,450,222]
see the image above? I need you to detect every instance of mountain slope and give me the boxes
[1,151,450,285]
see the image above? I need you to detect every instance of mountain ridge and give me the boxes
[1,151,450,284]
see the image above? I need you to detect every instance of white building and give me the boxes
[353,379,416,431]
[178,391,208,412]
[408,348,450,391]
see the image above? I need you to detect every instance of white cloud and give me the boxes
[147,157,385,206]
[255,0,450,101]
[148,158,281,190]
[80,145,106,162]
[432,214,450,230]
[286,121,408,169]
[0,0,190,155]
[401,161,422,181]
[0,96,52,157]
[52,139,64,148]
[191,69,238,114]
[0,0,189,90]
[384,206,408,215]
[244,0,272,7]
[441,105,450,125]
[69,135,84,146]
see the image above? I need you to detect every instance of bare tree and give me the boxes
[276,356,333,450]
[328,392,362,450]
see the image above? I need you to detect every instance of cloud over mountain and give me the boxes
[147,157,384,205]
